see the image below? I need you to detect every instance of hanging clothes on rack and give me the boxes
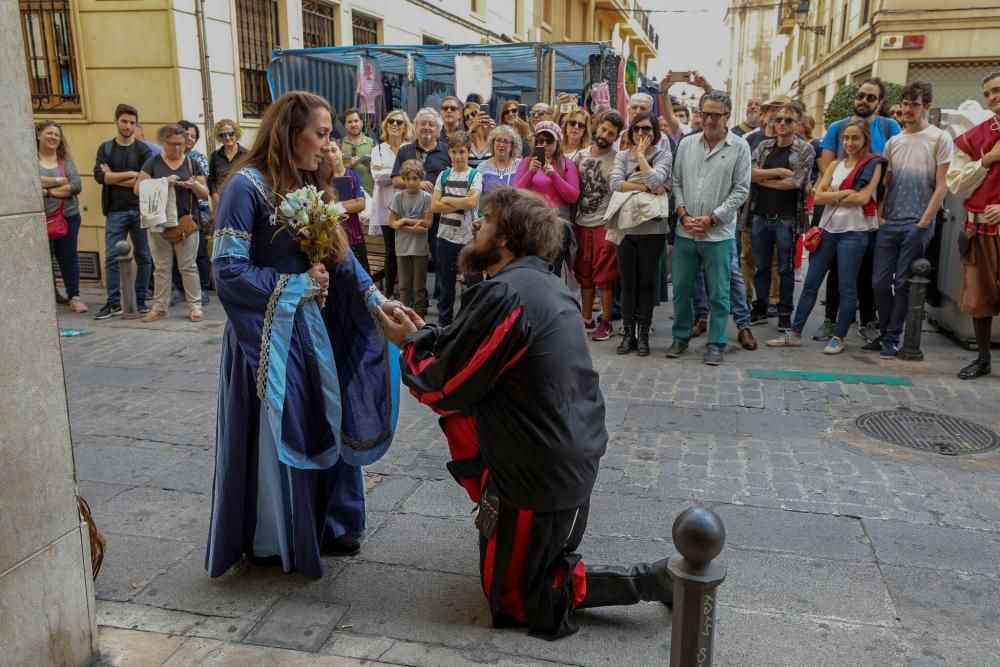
[357,56,383,130]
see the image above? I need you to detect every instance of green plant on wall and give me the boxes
[824,81,903,126]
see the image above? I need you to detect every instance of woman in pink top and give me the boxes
[513,121,580,218]
[513,121,580,276]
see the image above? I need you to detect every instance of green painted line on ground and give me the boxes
[747,368,913,386]
[205,336,224,344]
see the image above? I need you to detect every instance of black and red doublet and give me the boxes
[400,255,608,639]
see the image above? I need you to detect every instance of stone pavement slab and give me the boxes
[58,287,1000,666]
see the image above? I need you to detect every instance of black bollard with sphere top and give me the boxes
[668,507,727,667]
[899,258,932,362]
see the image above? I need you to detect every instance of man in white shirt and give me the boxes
[868,82,953,358]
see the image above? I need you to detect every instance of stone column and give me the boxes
[0,2,98,664]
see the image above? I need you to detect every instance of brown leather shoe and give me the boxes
[691,320,708,338]
[738,328,758,351]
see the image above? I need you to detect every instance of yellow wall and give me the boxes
[36,0,184,283]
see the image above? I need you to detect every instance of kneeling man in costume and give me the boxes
[379,187,671,639]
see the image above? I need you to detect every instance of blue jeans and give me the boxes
[693,245,752,330]
[104,209,152,305]
[435,237,483,327]
[751,215,796,315]
[873,222,933,346]
[51,213,82,298]
[792,230,870,338]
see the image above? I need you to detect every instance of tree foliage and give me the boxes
[823,81,903,126]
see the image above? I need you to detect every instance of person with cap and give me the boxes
[513,119,580,277]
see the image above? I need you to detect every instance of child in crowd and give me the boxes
[431,131,483,326]
[388,159,434,316]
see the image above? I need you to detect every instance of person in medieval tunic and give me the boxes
[206,91,400,578]
[946,70,1000,380]
[378,187,672,640]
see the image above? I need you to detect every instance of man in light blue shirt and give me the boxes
[667,90,752,365]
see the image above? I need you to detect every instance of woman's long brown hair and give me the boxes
[227,91,347,263]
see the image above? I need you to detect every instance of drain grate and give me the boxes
[856,408,1000,456]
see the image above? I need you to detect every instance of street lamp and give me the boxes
[794,0,827,35]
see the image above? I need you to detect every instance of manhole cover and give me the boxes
[856,408,1000,455]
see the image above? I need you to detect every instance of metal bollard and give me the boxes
[898,258,932,362]
[668,507,727,667]
[116,240,140,320]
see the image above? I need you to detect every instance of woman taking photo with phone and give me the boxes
[500,99,532,157]
[767,119,884,354]
[461,101,493,169]
[513,120,580,276]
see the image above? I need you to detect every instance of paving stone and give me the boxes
[245,599,348,652]
[722,548,896,625]
[97,600,257,642]
[146,451,217,495]
[74,439,191,486]
[135,552,339,620]
[401,478,477,518]
[319,632,396,661]
[584,493,691,540]
[77,479,130,505]
[881,565,1000,638]
[865,520,1000,575]
[902,629,1000,666]
[711,504,871,561]
[96,533,196,601]
[358,514,479,577]
[319,562,492,648]
[95,486,209,543]
[364,474,421,513]
[381,637,596,667]
[713,607,907,667]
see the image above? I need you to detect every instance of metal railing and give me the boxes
[351,11,379,45]
[303,0,336,49]
[19,0,81,114]
[236,0,280,118]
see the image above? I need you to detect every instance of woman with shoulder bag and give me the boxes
[608,112,673,356]
[767,119,884,354]
[37,120,87,312]
[134,124,209,322]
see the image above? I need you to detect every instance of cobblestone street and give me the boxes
[61,286,1000,666]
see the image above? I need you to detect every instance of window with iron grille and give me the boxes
[351,12,379,45]
[236,0,280,118]
[19,0,81,114]
[303,1,336,49]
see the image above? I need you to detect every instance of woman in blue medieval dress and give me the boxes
[206,91,400,578]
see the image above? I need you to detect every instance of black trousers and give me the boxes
[380,225,397,298]
[615,234,666,327]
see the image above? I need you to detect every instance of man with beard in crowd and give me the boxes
[378,187,673,639]
[732,97,763,137]
[574,111,625,341]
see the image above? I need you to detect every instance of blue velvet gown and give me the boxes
[206,167,399,578]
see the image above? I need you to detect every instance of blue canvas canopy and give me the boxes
[267,41,614,116]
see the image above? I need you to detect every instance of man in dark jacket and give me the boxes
[379,188,672,640]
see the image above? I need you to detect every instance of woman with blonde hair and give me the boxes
[560,108,591,161]
[461,101,494,169]
[371,109,414,298]
[208,118,246,205]
[206,91,400,579]
[37,120,87,312]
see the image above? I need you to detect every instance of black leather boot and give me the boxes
[576,558,673,609]
[617,322,637,355]
[636,324,651,357]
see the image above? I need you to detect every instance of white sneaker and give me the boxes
[68,297,88,313]
[766,331,802,347]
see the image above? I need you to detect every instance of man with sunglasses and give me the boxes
[815,78,901,342]
[439,96,463,139]
[529,103,552,130]
[744,103,815,332]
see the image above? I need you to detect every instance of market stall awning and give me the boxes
[267,41,614,108]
